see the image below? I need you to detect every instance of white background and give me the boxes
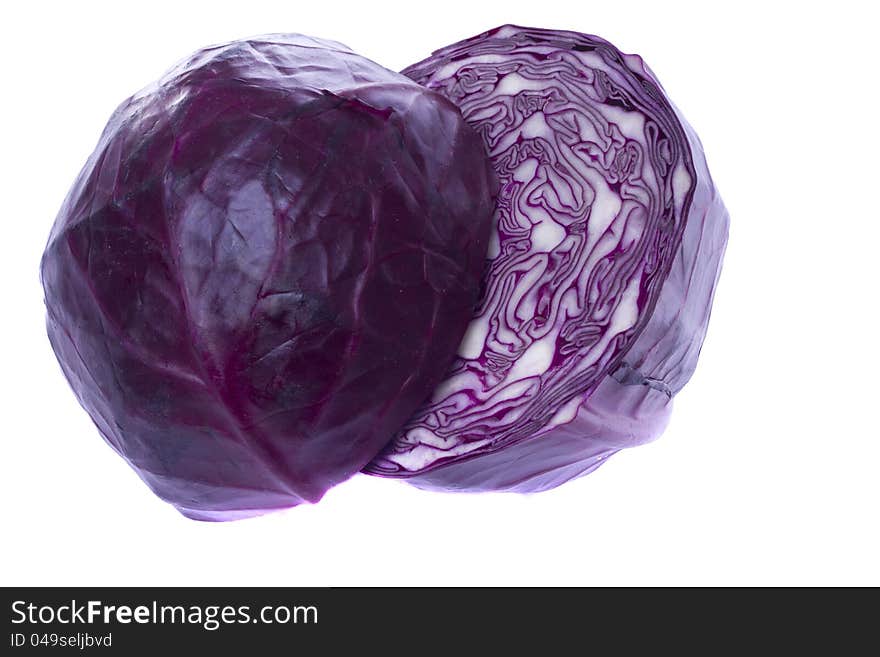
[1,0,877,586]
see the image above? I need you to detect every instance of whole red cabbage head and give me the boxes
[40,34,495,519]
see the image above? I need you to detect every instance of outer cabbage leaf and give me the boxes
[366,25,728,491]
[40,34,495,519]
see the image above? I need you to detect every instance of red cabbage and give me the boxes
[366,26,729,492]
[40,34,495,519]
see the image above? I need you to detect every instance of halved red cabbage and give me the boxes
[366,25,729,491]
[40,34,495,519]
